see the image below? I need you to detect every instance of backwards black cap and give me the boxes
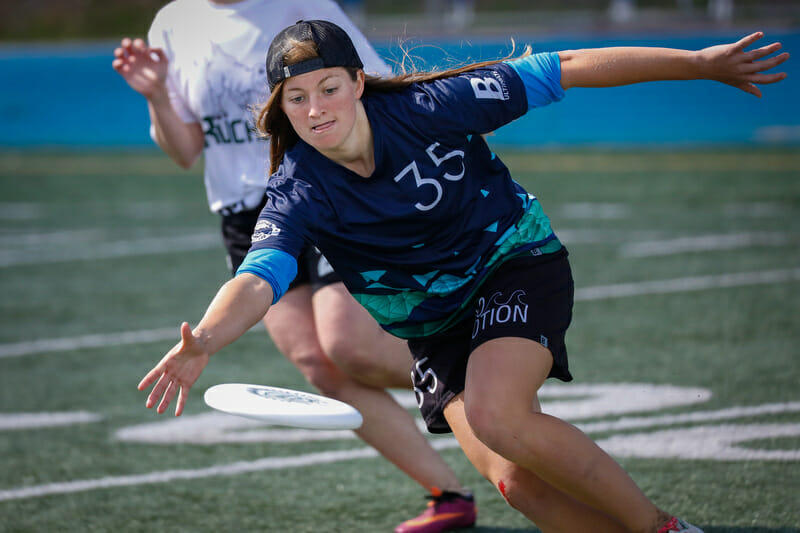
[266,20,364,90]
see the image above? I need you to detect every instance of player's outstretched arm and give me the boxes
[112,37,204,168]
[559,31,789,97]
[137,274,274,416]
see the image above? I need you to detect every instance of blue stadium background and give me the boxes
[0,29,797,148]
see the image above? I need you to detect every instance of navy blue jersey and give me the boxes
[245,55,565,338]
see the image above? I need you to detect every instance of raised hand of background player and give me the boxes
[112,37,170,101]
[137,322,210,417]
[697,31,789,97]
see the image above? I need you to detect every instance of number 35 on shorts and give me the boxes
[411,357,439,408]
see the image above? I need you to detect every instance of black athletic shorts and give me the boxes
[220,197,341,290]
[407,248,574,433]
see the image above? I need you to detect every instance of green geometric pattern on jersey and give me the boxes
[352,195,562,339]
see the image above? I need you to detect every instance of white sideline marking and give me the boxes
[0,448,377,501]
[559,203,630,220]
[113,384,711,445]
[574,268,800,301]
[0,328,178,358]
[621,232,790,257]
[0,203,42,220]
[723,202,788,218]
[3,267,798,359]
[0,412,103,430]
[597,423,800,461]
[113,412,359,445]
[555,229,664,245]
[0,229,103,246]
[0,232,220,267]
[0,438,460,502]
[577,402,800,434]
[4,402,799,501]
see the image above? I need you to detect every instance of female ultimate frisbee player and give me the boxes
[139,19,788,532]
[113,3,476,531]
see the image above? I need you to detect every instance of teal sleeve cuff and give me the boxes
[236,248,298,304]
[505,52,566,109]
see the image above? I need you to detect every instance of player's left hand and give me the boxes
[697,32,789,97]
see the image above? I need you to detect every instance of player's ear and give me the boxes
[354,69,365,98]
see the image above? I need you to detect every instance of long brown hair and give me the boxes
[256,40,531,175]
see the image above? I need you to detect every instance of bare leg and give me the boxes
[312,282,412,389]
[263,284,463,492]
[444,393,629,533]
[462,337,671,533]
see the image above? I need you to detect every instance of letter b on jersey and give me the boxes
[470,77,505,100]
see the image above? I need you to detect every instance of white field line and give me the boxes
[596,423,800,461]
[0,328,178,359]
[0,412,103,431]
[0,203,42,220]
[0,438,460,502]
[0,448,379,502]
[574,267,800,301]
[0,232,220,267]
[0,229,103,247]
[3,402,799,501]
[2,267,799,359]
[3,227,792,268]
[559,203,631,220]
[555,229,664,245]
[576,401,800,434]
[620,232,790,257]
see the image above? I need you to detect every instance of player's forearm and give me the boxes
[558,47,701,90]
[192,274,274,357]
[147,93,204,169]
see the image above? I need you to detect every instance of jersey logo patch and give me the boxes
[251,220,280,242]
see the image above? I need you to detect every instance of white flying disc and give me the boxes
[203,383,363,430]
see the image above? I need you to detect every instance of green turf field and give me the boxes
[1,148,798,532]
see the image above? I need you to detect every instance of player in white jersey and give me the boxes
[112,2,477,532]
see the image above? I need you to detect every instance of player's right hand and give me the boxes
[112,37,170,101]
[137,322,210,417]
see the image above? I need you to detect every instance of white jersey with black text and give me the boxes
[148,0,391,213]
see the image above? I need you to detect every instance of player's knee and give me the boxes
[320,336,380,382]
[290,349,346,398]
[495,467,546,512]
[463,397,507,451]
